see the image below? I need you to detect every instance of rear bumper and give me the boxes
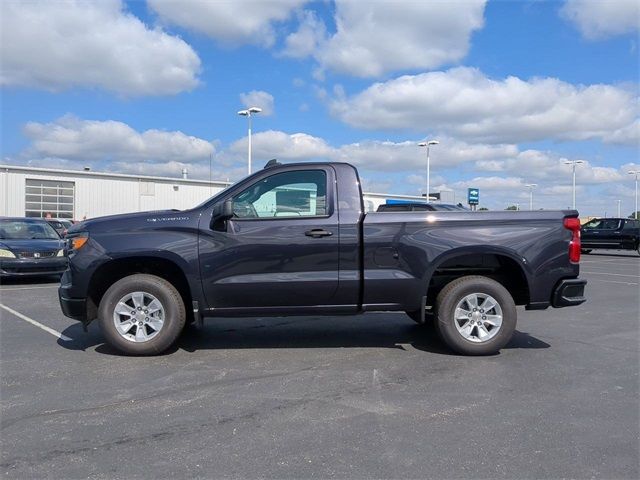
[552,278,587,308]
[0,257,67,277]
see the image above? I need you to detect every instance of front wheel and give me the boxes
[98,274,186,355]
[435,276,516,355]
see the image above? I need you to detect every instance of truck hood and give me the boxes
[68,209,198,234]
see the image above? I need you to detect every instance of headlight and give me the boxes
[57,249,64,257]
[0,248,16,258]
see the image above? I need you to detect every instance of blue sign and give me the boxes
[468,188,480,205]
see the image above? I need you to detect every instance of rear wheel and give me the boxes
[98,274,185,355]
[435,276,516,355]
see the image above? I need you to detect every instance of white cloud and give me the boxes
[14,121,634,215]
[330,67,639,144]
[282,10,326,58]
[222,131,517,172]
[0,0,200,96]
[239,90,275,116]
[284,0,486,77]
[474,150,625,185]
[148,0,306,47]
[561,0,640,39]
[452,176,525,191]
[23,116,214,163]
[226,130,333,162]
[606,120,640,146]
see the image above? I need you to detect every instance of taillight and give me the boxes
[563,217,581,264]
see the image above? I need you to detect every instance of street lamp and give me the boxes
[237,106,262,175]
[629,170,640,219]
[525,183,537,211]
[418,140,439,202]
[564,160,585,210]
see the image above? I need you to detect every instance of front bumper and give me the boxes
[552,278,587,308]
[0,257,68,277]
[58,290,88,321]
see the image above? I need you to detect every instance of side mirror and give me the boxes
[222,199,234,219]
[210,199,234,229]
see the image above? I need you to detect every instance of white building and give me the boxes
[1,164,435,220]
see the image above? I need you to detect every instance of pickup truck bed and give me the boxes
[59,161,586,356]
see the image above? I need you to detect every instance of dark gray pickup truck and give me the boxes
[59,161,586,355]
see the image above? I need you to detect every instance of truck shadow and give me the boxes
[58,314,550,356]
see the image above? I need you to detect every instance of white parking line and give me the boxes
[0,303,72,341]
[0,285,59,292]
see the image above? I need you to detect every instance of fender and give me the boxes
[421,244,534,297]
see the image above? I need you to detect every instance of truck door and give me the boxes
[621,219,639,249]
[603,219,624,247]
[198,166,341,311]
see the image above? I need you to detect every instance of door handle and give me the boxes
[305,229,333,238]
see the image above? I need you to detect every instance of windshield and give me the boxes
[0,220,60,240]
[582,218,622,230]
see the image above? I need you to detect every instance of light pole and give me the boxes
[418,140,439,202]
[616,199,621,217]
[629,170,640,219]
[525,183,537,211]
[564,160,584,210]
[237,107,262,175]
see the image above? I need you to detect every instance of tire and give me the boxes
[435,275,516,356]
[98,274,186,355]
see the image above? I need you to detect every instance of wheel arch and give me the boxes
[87,254,198,322]
[423,246,532,306]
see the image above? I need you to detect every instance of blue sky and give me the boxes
[1,0,638,215]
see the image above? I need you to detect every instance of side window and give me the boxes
[232,170,328,219]
[623,220,640,230]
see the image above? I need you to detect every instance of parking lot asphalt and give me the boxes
[1,251,638,479]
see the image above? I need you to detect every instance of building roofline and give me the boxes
[0,164,232,187]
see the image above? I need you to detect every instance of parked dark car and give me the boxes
[377,202,468,212]
[581,217,640,255]
[59,161,586,356]
[47,219,73,237]
[0,218,67,277]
